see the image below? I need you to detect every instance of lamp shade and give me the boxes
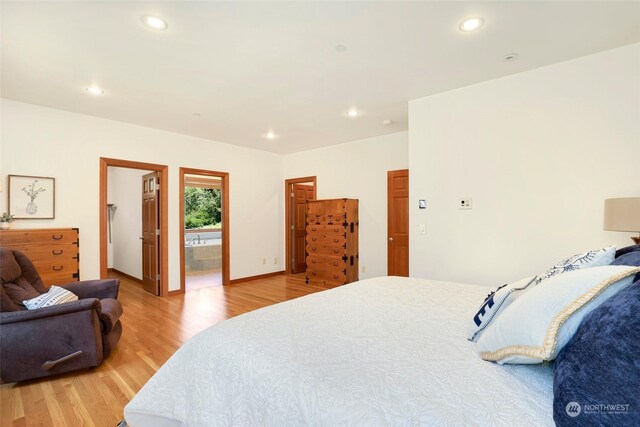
[604,197,640,232]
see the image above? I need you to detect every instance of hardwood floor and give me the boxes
[185,269,222,290]
[0,271,326,427]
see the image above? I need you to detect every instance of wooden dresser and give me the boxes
[0,228,80,287]
[306,199,359,287]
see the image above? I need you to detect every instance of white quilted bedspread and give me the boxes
[124,276,554,427]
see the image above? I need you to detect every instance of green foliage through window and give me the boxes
[184,187,221,229]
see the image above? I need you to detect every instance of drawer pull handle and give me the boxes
[311,259,316,264]
[332,262,338,267]
[312,237,316,241]
[333,238,339,243]
[53,265,64,271]
[312,227,316,231]
[333,249,339,253]
[52,234,63,240]
[52,249,63,255]
[333,274,339,279]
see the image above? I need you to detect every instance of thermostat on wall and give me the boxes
[418,199,426,209]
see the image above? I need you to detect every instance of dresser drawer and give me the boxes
[306,266,346,284]
[307,224,345,235]
[306,234,345,246]
[307,255,344,270]
[10,244,78,262]
[1,229,78,246]
[306,213,346,225]
[306,242,345,257]
[41,271,80,287]
[32,257,79,278]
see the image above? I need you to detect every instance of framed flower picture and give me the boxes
[8,175,56,219]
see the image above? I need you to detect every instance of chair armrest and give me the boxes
[0,298,100,325]
[98,298,123,334]
[60,279,120,300]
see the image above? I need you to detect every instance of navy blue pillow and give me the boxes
[553,281,640,426]
[610,251,640,282]
[615,244,640,258]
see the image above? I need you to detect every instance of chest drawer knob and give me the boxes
[52,265,64,271]
[52,249,64,255]
[52,234,63,240]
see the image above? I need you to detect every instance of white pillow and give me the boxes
[476,265,640,364]
[467,276,537,342]
[535,245,616,285]
[23,286,78,310]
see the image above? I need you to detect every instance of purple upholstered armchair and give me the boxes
[0,248,123,383]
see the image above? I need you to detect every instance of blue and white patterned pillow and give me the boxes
[468,276,537,342]
[23,286,78,310]
[536,246,616,285]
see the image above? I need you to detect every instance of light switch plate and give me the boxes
[459,198,472,210]
[419,224,426,235]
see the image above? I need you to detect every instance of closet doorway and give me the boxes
[99,158,169,296]
[285,176,317,275]
[179,167,230,292]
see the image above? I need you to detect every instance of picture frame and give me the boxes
[8,175,56,219]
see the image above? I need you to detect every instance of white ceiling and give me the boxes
[2,1,639,154]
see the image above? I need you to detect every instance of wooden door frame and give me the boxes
[179,167,230,293]
[387,169,409,276]
[99,157,169,297]
[284,176,317,275]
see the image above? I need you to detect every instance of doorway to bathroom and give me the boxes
[179,168,230,292]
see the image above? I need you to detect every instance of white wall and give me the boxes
[283,132,408,279]
[107,167,147,280]
[0,100,284,290]
[409,43,640,286]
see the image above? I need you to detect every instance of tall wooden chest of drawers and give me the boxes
[0,228,80,287]
[306,199,358,286]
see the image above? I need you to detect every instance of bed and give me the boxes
[124,276,554,426]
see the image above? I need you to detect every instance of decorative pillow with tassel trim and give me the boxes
[476,266,640,364]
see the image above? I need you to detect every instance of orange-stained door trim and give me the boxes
[284,176,317,275]
[387,169,409,277]
[179,167,230,293]
[99,157,169,297]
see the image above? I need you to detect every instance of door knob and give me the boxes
[389,237,394,243]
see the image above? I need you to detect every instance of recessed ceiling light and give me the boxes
[346,109,359,118]
[141,15,168,31]
[503,53,519,62]
[335,45,347,53]
[264,131,277,140]
[382,119,394,126]
[459,17,484,32]
[193,113,201,117]
[85,86,104,96]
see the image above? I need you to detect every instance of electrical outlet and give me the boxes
[459,198,472,210]
[273,257,278,264]
[362,266,366,273]
[262,258,266,265]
